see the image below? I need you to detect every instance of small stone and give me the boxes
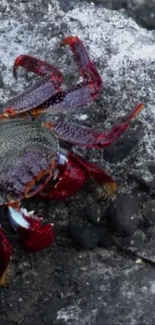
[136,258,143,264]
[85,203,101,225]
[108,194,140,236]
[68,221,101,248]
[80,267,88,272]
[142,199,155,226]
[103,130,140,163]
[18,297,23,303]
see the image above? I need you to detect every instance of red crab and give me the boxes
[0,36,144,286]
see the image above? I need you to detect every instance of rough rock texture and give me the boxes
[80,0,155,30]
[1,1,155,324]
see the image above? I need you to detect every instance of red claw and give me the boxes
[40,154,86,200]
[19,223,55,253]
[17,215,55,253]
[40,151,117,200]
[0,227,12,286]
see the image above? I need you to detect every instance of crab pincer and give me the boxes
[8,207,55,253]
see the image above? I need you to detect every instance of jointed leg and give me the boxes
[47,103,144,148]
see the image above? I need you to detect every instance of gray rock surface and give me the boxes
[1,1,155,325]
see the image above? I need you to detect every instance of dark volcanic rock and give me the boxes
[130,3,155,30]
[103,130,140,163]
[128,172,153,193]
[142,199,155,226]
[68,220,101,248]
[108,193,141,236]
[84,0,155,30]
[99,231,115,248]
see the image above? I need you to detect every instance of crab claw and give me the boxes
[8,207,55,252]
[0,226,12,286]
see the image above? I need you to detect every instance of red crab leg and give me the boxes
[2,36,102,119]
[13,55,63,87]
[61,36,102,94]
[0,54,64,119]
[46,103,144,148]
[0,226,12,286]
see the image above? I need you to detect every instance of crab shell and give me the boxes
[0,118,59,206]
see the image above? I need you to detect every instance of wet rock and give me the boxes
[68,221,101,248]
[86,0,155,30]
[108,193,141,236]
[85,0,128,10]
[119,230,146,251]
[85,203,101,225]
[103,130,140,163]
[142,199,155,227]
[128,172,153,192]
[131,3,155,30]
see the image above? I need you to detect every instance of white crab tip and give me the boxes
[8,207,30,230]
[20,207,35,217]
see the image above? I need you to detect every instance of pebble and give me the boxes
[68,220,101,248]
[108,193,140,236]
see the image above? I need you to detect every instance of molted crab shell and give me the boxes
[0,119,59,205]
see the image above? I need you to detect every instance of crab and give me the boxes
[0,36,144,286]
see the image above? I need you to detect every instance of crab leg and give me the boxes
[13,55,63,87]
[61,36,102,94]
[0,226,12,286]
[46,103,144,148]
[2,36,102,119]
[0,54,64,119]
